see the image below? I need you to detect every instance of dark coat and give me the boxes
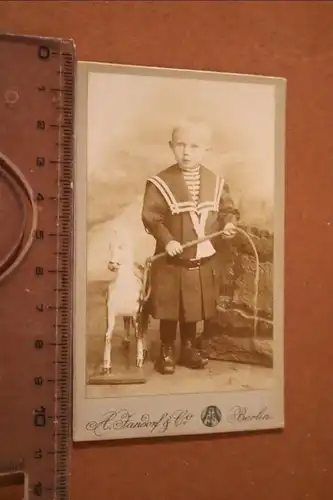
[141,164,239,322]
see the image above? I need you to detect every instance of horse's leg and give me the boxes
[122,316,131,351]
[131,315,143,368]
[102,304,115,374]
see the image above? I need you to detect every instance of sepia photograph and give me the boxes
[73,62,285,442]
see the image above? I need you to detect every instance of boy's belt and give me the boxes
[167,255,213,270]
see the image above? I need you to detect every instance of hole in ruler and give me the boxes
[4,90,19,105]
[0,471,25,500]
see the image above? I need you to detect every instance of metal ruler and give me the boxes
[0,33,75,499]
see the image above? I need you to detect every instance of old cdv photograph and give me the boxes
[72,61,286,442]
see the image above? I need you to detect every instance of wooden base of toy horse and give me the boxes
[88,375,146,385]
[87,363,154,385]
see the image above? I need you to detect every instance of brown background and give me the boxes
[1,1,333,499]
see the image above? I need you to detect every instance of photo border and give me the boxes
[72,61,286,442]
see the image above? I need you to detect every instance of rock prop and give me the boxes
[199,225,274,368]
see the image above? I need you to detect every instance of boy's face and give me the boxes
[169,124,211,170]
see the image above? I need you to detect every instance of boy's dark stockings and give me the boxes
[160,319,196,344]
[156,297,208,375]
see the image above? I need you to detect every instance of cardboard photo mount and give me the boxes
[72,61,286,443]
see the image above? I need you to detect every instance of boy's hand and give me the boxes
[166,240,183,257]
[221,222,237,239]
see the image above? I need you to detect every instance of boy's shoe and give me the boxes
[155,343,176,375]
[178,340,208,369]
[195,335,210,359]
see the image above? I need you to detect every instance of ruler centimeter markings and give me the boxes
[0,34,75,500]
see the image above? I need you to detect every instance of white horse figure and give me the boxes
[102,227,149,374]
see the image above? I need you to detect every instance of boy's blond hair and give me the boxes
[171,117,213,146]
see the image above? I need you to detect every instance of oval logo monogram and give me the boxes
[201,405,222,427]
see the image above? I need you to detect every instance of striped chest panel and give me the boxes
[182,166,201,206]
[147,165,224,215]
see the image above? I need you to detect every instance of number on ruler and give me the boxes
[38,45,50,60]
[34,376,44,386]
[33,481,43,496]
[35,266,44,276]
[36,120,45,130]
[34,230,44,240]
[36,193,44,202]
[34,448,43,460]
[34,406,46,427]
[36,157,45,167]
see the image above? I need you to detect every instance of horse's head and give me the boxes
[107,227,134,272]
[108,259,120,272]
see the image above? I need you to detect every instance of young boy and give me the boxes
[141,118,240,375]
